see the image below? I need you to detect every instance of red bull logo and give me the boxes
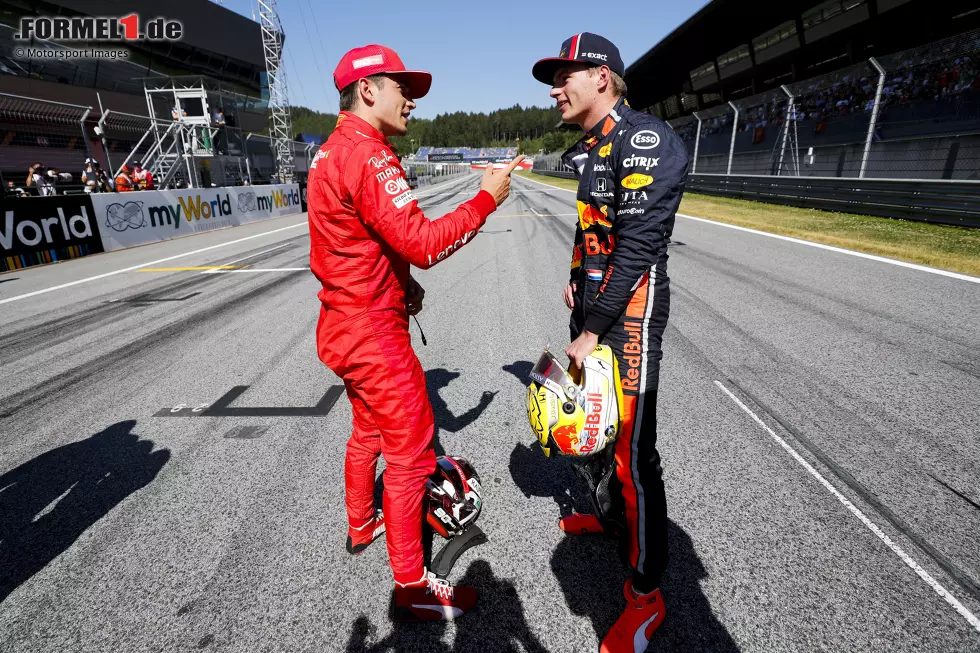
[577,202,612,230]
[552,423,579,450]
[620,321,643,392]
[584,233,616,256]
[579,392,603,454]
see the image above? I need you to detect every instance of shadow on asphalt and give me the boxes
[509,441,590,519]
[367,368,497,524]
[426,368,497,437]
[551,520,741,652]
[501,360,533,389]
[0,420,170,604]
[345,559,550,653]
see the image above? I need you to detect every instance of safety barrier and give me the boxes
[534,169,575,180]
[529,167,980,228]
[686,174,980,228]
[1,194,102,272]
[91,184,302,251]
[1,183,303,271]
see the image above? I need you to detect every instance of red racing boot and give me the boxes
[391,570,478,622]
[346,509,385,554]
[559,513,606,535]
[600,580,666,653]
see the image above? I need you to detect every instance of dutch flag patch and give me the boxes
[586,269,603,281]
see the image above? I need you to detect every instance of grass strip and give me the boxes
[517,171,980,277]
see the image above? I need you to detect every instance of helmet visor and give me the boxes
[529,350,577,399]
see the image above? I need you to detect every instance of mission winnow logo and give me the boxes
[104,188,301,232]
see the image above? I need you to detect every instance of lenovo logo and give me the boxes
[426,229,477,266]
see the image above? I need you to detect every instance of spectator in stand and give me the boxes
[115,165,135,192]
[6,180,28,197]
[132,161,154,190]
[26,163,55,196]
[82,158,113,193]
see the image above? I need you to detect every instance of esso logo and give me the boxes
[630,130,660,150]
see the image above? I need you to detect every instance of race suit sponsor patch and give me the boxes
[384,177,410,195]
[621,174,653,189]
[375,166,400,182]
[392,189,416,209]
[630,130,660,150]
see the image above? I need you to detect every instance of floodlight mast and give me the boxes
[257,0,294,183]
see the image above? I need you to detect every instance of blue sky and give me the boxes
[220,0,710,118]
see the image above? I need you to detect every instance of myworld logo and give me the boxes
[105,193,234,232]
[237,188,301,213]
[1,206,93,250]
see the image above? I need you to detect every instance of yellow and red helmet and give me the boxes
[525,346,623,457]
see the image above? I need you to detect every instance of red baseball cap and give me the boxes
[333,45,432,99]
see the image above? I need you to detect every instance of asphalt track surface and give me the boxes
[1,172,979,652]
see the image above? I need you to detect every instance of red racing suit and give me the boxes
[133,169,154,190]
[307,111,496,585]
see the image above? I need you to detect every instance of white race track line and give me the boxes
[209,268,309,273]
[515,174,980,285]
[1,176,477,306]
[0,220,308,306]
[715,380,980,633]
[199,243,290,273]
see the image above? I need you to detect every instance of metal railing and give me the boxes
[687,174,980,227]
[0,92,94,194]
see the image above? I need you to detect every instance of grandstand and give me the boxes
[625,0,980,179]
[412,146,518,162]
[0,0,278,189]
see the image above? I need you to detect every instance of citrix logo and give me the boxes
[623,155,659,169]
[1,205,93,250]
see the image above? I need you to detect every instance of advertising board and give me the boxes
[91,184,302,251]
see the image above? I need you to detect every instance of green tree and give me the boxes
[286,103,581,154]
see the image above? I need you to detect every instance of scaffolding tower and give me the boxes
[257,0,294,183]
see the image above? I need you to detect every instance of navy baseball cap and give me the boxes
[532,32,625,85]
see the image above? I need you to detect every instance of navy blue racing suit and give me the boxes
[562,96,689,589]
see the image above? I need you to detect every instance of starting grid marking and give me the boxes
[154,384,344,418]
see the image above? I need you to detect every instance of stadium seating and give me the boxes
[411,146,519,161]
[677,53,978,147]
